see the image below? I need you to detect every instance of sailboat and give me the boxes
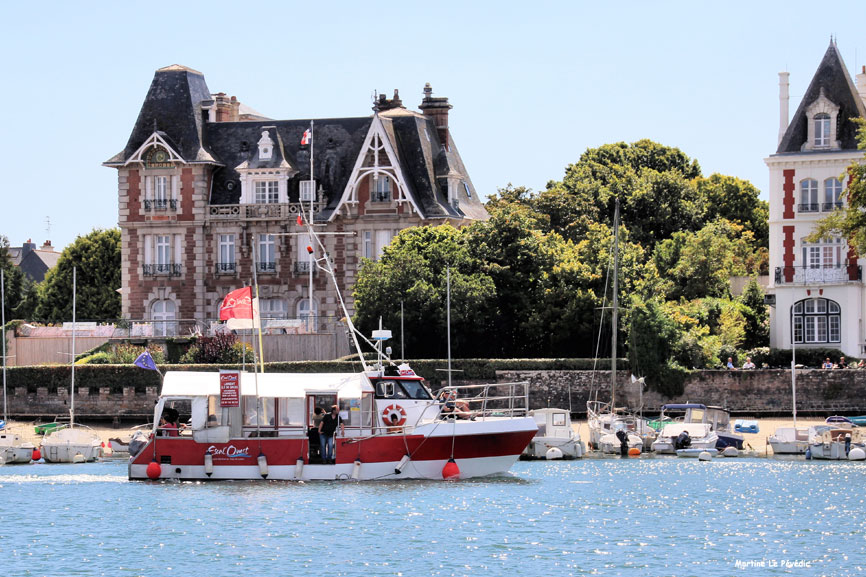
[586,198,646,454]
[767,323,809,455]
[41,267,103,463]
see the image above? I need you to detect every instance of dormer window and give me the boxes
[300,180,316,202]
[255,180,278,203]
[814,113,831,147]
[257,130,274,160]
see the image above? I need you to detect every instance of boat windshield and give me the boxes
[375,379,431,400]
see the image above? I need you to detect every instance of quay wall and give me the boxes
[3,366,865,420]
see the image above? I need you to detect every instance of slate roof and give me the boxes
[19,249,60,283]
[777,41,866,154]
[107,65,488,222]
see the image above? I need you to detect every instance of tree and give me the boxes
[34,229,121,322]
[0,235,27,322]
[696,174,769,250]
[739,279,769,350]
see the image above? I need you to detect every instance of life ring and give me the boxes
[382,404,407,427]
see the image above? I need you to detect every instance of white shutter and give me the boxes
[144,234,153,265]
[174,234,183,266]
[171,174,179,201]
[375,230,391,259]
[144,175,152,201]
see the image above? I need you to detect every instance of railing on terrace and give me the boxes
[144,199,177,211]
[822,201,843,211]
[208,202,325,221]
[775,265,862,285]
[798,203,819,213]
[142,264,182,277]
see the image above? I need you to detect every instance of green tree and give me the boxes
[696,174,769,250]
[34,229,121,322]
[0,235,27,322]
[739,279,769,350]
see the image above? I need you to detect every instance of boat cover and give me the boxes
[734,420,759,434]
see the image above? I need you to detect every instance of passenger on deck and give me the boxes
[387,413,403,434]
[160,409,179,437]
[318,405,344,464]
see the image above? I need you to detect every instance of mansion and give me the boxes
[105,65,488,335]
[766,41,866,355]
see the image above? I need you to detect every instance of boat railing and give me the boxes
[435,381,530,421]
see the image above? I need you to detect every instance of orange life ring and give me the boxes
[382,404,407,427]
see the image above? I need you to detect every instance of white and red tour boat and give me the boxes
[128,368,537,481]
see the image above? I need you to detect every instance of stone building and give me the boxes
[105,65,487,335]
[766,40,866,355]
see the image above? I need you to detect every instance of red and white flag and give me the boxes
[219,287,260,330]
[301,128,311,146]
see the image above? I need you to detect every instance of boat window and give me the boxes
[207,395,228,427]
[553,413,566,427]
[341,398,363,427]
[278,398,305,426]
[361,393,373,428]
[375,380,407,399]
[400,380,432,400]
[165,399,191,426]
[243,397,275,426]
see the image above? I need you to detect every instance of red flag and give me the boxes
[297,214,303,226]
[219,287,253,321]
[301,129,311,146]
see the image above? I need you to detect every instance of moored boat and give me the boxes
[650,404,719,454]
[768,426,809,455]
[129,370,537,481]
[522,408,584,460]
[808,420,866,460]
[0,431,36,464]
[41,427,103,463]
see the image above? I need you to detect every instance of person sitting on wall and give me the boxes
[858,359,865,369]
[838,357,847,369]
[742,357,756,370]
[726,357,736,370]
[823,358,834,369]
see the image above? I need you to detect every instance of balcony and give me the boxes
[142,264,182,277]
[775,265,861,285]
[208,202,324,221]
[798,203,819,213]
[822,201,843,211]
[144,199,177,211]
[258,261,276,273]
[216,262,237,274]
[294,261,315,275]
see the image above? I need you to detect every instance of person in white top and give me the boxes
[742,357,755,370]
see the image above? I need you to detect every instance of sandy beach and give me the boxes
[2,416,835,456]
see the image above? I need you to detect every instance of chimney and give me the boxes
[857,66,866,106]
[230,96,240,122]
[40,240,52,251]
[778,71,790,146]
[21,239,35,259]
[419,83,453,151]
[214,93,232,122]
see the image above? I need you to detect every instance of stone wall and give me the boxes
[6,384,158,420]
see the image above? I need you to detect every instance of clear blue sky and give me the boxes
[2,1,864,251]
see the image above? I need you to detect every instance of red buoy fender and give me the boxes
[31,448,41,461]
[146,461,162,480]
[382,404,407,427]
[442,458,460,480]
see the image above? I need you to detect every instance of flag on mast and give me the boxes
[301,128,311,146]
[219,286,260,330]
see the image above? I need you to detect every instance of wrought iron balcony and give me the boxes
[258,261,276,273]
[216,262,237,274]
[822,201,843,211]
[142,263,182,277]
[144,199,177,211]
[775,265,861,285]
[207,202,324,221]
[294,261,315,275]
[798,203,819,213]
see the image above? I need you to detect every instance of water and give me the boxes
[0,458,864,576]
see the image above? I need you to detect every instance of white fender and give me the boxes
[258,454,269,478]
[204,452,214,476]
[351,460,362,480]
[294,458,304,480]
[395,454,410,474]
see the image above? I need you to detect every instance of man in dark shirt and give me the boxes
[318,405,344,464]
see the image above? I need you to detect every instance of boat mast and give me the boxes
[70,266,76,428]
[447,267,452,390]
[1,268,6,424]
[308,120,315,334]
[611,198,620,411]
[791,308,797,428]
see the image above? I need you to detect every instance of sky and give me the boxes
[1,1,865,251]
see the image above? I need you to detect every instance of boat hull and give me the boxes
[129,422,537,481]
[1,445,35,464]
[522,437,584,460]
[41,428,103,463]
[809,442,865,460]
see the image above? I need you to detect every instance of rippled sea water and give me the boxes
[1,457,864,576]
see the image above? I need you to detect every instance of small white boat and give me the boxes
[598,427,643,455]
[768,426,810,455]
[650,404,719,454]
[808,424,866,460]
[41,427,103,463]
[676,448,718,458]
[522,408,584,459]
[0,431,36,464]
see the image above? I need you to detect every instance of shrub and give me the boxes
[180,333,253,364]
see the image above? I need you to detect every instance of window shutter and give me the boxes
[144,234,153,265]
[174,234,183,265]
[145,176,152,201]
[172,174,179,201]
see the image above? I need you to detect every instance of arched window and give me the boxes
[792,298,840,344]
[151,299,177,337]
[297,298,318,319]
[260,298,287,320]
[823,177,843,211]
[799,179,818,212]
[814,113,831,147]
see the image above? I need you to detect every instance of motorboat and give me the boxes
[768,426,809,455]
[650,404,719,454]
[41,427,103,463]
[676,447,718,458]
[0,431,36,464]
[522,408,584,459]
[808,420,866,460]
[129,368,538,481]
[587,401,645,454]
[705,406,744,449]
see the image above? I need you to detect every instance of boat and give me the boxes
[705,406,744,449]
[522,408,584,460]
[768,426,809,455]
[676,447,718,458]
[0,431,36,464]
[39,267,103,463]
[807,419,866,460]
[129,201,537,481]
[586,199,649,455]
[650,404,719,454]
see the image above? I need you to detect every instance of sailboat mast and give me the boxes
[2,268,6,424]
[791,313,797,428]
[71,266,76,428]
[611,198,620,410]
[447,267,452,390]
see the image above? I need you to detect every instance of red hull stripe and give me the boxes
[131,430,536,467]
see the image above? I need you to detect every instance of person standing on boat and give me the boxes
[318,405,344,464]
